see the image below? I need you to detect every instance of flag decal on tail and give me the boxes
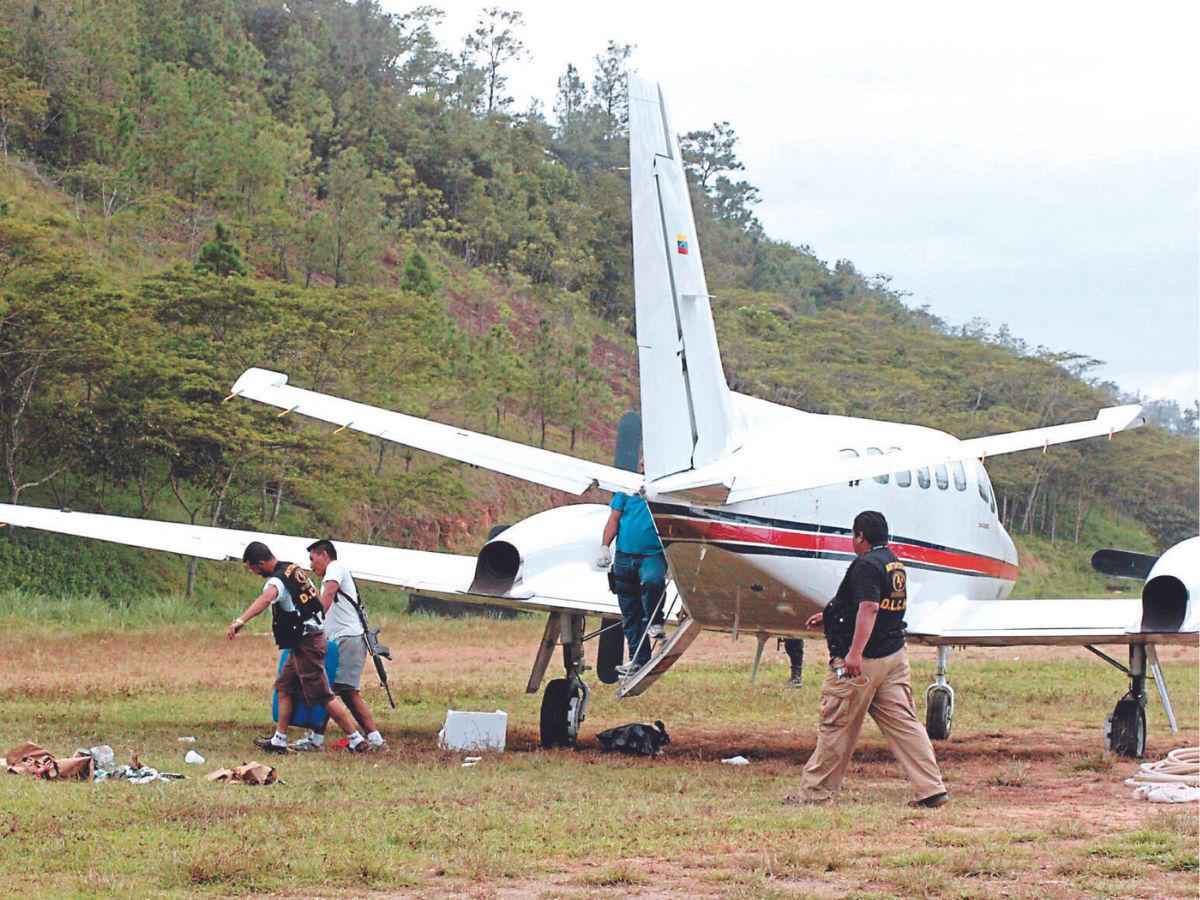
[676,233,689,254]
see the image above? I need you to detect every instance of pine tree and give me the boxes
[400,248,441,298]
[194,223,246,277]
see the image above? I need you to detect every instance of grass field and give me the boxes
[1,605,1196,897]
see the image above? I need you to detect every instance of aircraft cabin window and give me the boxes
[917,467,931,489]
[867,447,889,484]
[890,447,911,487]
[951,460,967,491]
[935,464,949,490]
[974,459,996,512]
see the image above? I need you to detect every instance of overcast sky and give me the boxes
[414,1,1199,408]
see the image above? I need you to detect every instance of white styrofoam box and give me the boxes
[437,709,508,752]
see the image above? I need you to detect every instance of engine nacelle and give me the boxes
[1140,536,1199,634]
[470,504,611,598]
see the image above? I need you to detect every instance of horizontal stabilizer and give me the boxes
[725,405,1144,504]
[230,369,643,496]
[1092,548,1158,581]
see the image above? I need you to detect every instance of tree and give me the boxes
[553,63,588,134]
[400,247,441,298]
[0,218,131,504]
[709,175,761,227]
[591,40,634,137]
[195,222,247,276]
[317,148,389,287]
[0,56,47,157]
[561,341,609,450]
[525,318,569,447]
[680,121,745,191]
[463,7,526,115]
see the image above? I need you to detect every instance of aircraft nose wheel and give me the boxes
[924,645,954,741]
[540,677,586,748]
[925,685,954,741]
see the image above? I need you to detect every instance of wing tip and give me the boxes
[1098,403,1145,431]
[231,367,289,395]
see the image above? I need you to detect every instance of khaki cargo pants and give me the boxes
[800,647,945,802]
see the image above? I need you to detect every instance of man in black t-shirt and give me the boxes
[783,511,948,808]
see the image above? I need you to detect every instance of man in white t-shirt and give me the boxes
[286,539,386,752]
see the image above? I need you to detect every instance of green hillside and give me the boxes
[1,0,1194,604]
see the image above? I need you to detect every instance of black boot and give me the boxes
[788,664,803,687]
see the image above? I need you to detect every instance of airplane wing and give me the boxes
[229,368,643,497]
[904,595,1196,646]
[0,503,621,619]
[722,405,1144,504]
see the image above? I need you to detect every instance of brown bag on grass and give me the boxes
[205,761,277,785]
[5,743,94,780]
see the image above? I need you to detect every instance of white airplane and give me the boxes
[2,77,1195,757]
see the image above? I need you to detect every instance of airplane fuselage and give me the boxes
[647,394,1018,634]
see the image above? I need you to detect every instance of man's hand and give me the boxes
[227,617,245,640]
[842,648,864,677]
[805,611,823,630]
[595,546,612,569]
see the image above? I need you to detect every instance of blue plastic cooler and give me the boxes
[270,640,340,729]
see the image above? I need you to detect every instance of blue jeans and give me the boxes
[613,551,668,666]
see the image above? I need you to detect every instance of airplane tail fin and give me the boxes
[628,76,740,482]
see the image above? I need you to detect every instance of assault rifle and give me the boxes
[338,588,396,708]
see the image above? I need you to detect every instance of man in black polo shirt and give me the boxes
[784,510,948,808]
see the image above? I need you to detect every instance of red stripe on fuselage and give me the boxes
[656,517,1019,581]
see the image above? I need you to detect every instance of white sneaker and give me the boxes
[615,661,642,676]
[647,625,665,640]
[290,735,324,753]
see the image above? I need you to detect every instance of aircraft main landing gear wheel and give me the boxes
[1094,644,1150,759]
[1105,697,1146,759]
[540,678,584,749]
[925,685,953,741]
[540,615,590,749]
[596,617,624,685]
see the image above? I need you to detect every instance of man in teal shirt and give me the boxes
[598,492,668,675]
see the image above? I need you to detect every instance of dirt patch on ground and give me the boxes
[1,620,1196,897]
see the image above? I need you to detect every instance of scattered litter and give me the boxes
[177,736,197,744]
[1131,783,1200,803]
[1125,746,1199,802]
[721,755,750,766]
[461,756,482,768]
[184,750,205,765]
[206,762,279,786]
[597,721,670,758]
[84,745,115,770]
[95,765,186,785]
[438,710,508,752]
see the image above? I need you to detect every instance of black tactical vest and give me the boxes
[269,561,323,650]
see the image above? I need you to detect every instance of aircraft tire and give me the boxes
[597,618,624,684]
[540,678,579,749]
[1105,699,1146,758]
[925,686,953,741]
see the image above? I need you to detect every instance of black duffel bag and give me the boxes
[596,720,670,757]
